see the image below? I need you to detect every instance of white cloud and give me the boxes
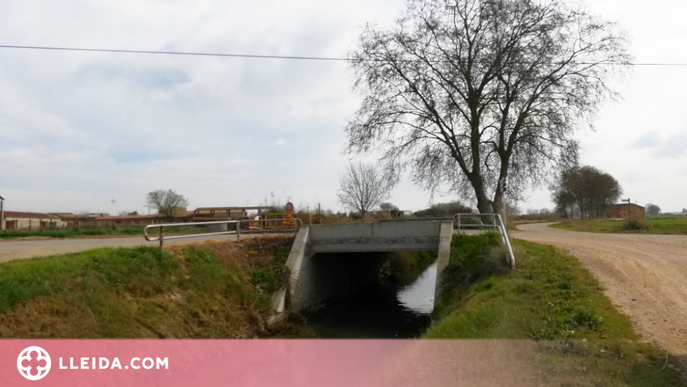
[632,131,687,158]
[1,0,687,215]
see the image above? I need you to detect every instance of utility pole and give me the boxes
[500,176,508,229]
[0,194,5,231]
[621,198,631,221]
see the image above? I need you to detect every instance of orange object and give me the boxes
[281,212,295,226]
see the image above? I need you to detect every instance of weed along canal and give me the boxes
[292,251,437,338]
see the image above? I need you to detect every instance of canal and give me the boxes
[295,252,438,338]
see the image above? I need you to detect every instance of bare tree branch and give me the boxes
[346,0,630,215]
[337,162,392,216]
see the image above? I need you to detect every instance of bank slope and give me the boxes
[0,237,292,338]
[423,234,684,386]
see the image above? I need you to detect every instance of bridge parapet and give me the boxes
[308,221,443,253]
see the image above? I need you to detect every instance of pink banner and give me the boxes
[1,340,536,387]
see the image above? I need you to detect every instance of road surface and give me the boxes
[512,222,687,359]
[0,234,269,263]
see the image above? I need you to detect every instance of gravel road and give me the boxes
[0,234,259,263]
[512,222,687,359]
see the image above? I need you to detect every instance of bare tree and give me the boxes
[145,190,189,220]
[645,203,661,216]
[337,162,392,216]
[505,203,520,218]
[346,0,630,217]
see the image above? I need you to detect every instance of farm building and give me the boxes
[605,203,645,219]
[192,207,272,221]
[93,209,198,228]
[94,213,188,227]
[3,212,68,230]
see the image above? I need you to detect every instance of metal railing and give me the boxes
[144,218,302,250]
[453,213,515,269]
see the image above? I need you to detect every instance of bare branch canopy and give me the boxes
[337,162,392,216]
[346,0,631,215]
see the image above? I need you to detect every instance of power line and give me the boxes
[2,44,687,66]
[0,44,348,61]
[628,63,687,66]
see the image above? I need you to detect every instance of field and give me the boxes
[551,216,687,234]
[424,233,685,386]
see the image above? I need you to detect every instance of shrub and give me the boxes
[569,308,599,329]
[622,218,647,231]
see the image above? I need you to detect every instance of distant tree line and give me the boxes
[526,208,555,216]
[551,166,622,219]
[379,202,401,217]
[414,201,473,218]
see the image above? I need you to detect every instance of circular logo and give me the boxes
[17,346,51,381]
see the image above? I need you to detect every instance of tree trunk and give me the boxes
[473,177,495,225]
[474,182,493,214]
[492,195,504,221]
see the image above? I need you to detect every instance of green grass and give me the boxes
[424,234,685,386]
[0,237,293,338]
[552,216,687,234]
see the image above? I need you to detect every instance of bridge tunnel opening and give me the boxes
[294,250,438,338]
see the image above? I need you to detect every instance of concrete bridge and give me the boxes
[270,220,453,322]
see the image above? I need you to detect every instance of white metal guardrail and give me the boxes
[453,213,515,269]
[144,218,302,249]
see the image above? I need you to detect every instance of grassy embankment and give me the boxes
[551,216,687,235]
[424,233,685,386]
[0,237,293,338]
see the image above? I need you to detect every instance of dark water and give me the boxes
[300,259,438,338]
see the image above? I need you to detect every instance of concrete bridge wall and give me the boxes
[269,220,453,323]
[308,221,443,253]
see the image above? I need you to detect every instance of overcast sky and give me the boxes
[1,0,686,215]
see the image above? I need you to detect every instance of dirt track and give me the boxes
[0,234,259,263]
[512,223,687,358]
